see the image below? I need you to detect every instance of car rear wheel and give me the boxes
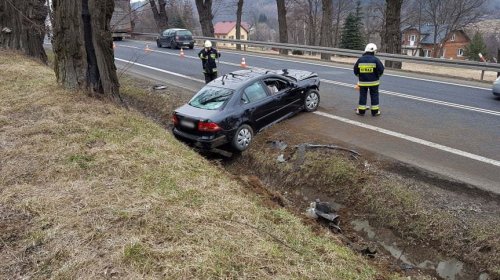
[156,40,161,48]
[231,124,253,152]
[304,89,320,112]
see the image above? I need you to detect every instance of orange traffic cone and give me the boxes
[145,44,152,53]
[240,57,247,68]
[180,48,185,58]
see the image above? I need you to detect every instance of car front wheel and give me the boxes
[304,89,320,112]
[231,124,253,152]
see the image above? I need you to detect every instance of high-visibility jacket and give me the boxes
[353,53,384,87]
[198,48,221,73]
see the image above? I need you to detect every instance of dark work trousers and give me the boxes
[204,71,217,84]
[358,85,380,115]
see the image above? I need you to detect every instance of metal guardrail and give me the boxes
[131,32,500,73]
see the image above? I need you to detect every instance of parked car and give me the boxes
[156,28,194,49]
[493,76,500,97]
[172,69,321,152]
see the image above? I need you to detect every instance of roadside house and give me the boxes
[214,21,250,48]
[401,25,470,60]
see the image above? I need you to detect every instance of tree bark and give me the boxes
[195,0,214,37]
[320,0,333,60]
[0,0,48,63]
[383,0,403,69]
[235,0,243,50]
[148,0,168,32]
[276,0,288,55]
[52,0,120,99]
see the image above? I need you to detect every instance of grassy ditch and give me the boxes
[0,51,390,279]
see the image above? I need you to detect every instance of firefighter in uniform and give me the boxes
[354,43,385,116]
[198,40,221,84]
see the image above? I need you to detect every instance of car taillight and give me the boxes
[172,114,179,126]
[198,121,222,132]
[175,36,179,40]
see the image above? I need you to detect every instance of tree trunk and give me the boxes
[52,0,120,99]
[276,0,288,55]
[195,0,214,37]
[235,0,243,50]
[383,0,403,69]
[149,0,168,32]
[497,48,500,77]
[0,0,48,63]
[320,0,333,60]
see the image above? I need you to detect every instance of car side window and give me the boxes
[242,82,269,103]
[162,30,169,36]
[264,79,290,95]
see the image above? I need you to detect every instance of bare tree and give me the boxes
[52,0,120,99]
[148,0,168,32]
[277,0,288,54]
[0,0,48,63]
[383,0,403,68]
[195,0,215,37]
[420,0,488,57]
[320,0,333,60]
[236,0,244,50]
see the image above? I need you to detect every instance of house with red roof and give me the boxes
[214,21,250,48]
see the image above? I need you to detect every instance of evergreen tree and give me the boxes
[465,32,488,61]
[339,13,364,50]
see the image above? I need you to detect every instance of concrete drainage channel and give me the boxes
[120,77,499,280]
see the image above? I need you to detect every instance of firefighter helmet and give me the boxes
[204,40,212,48]
[364,43,377,53]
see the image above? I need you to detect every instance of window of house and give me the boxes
[410,35,416,42]
[451,33,456,41]
[457,48,464,56]
[223,35,226,39]
[424,49,431,57]
[241,35,245,40]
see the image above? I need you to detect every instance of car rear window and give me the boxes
[189,86,233,110]
[176,30,192,36]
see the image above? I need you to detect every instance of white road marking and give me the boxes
[313,111,500,167]
[115,57,205,83]
[115,56,500,168]
[117,44,500,117]
[123,40,493,90]
[321,80,500,116]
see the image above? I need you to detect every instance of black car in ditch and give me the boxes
[172,69,321,152]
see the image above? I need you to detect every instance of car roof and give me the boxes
[209,69,292,90]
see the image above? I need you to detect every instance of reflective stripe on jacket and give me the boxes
[354,53,384,87]
[198,48,220,73]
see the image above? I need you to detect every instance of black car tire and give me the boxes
[231,124,253,152]
[304,89,320,112]
[156,40,161,48]
[172,42,178,49]
[189,44,194,49]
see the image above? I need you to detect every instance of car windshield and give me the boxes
[189,86,233,110]
[177,30,192,36]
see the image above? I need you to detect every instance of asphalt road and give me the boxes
[113,39,500,195]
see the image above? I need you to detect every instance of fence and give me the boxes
[131,33,500,79]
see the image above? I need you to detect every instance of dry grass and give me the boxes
[223,128,500,278]
[0,50,385,279]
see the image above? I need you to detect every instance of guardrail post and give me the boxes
[480,70,485,80]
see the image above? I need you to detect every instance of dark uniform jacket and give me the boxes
[354,53,385,87]
[198,48,221,73]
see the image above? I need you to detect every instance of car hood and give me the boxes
[282,69,318,81]
[174,104,222,121]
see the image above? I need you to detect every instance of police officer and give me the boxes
[198,40,221,84]
[354,43,385,116]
